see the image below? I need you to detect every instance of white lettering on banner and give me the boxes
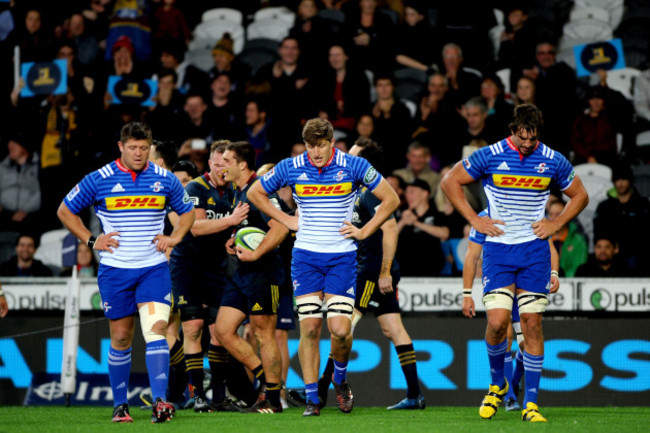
[398,278,574,312]
[580,280,650,312]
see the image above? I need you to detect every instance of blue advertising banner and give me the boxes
[573,38,626,77]
[107,76,157,107]
[20,59,68,97]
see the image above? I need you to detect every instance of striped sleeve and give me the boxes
[553,152,576,191]
[260,158,289,194]
[353,156,382,190]
[468,209,488,245]
[167,174,194,215]
[463,146,492,179]
[63,173,97,214]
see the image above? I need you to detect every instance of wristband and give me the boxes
[551,270,559,278]
[87,235,97,249]
[463,289,472,298]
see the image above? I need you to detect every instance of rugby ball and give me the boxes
[235,227,267,251]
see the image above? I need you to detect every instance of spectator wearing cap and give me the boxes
[593,163,650,275]
[0,135,41,234]
[396,178,450,276]
[110,35,137,77]
[208,33,251,98]
[159,42,209,95]
[575,234,631,277]
[0,234,53,277]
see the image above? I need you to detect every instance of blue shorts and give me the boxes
[221,264,279,315]
[276,294,296,330]
[97,262,172,320]
[482,239,551,295]
[291,248,357,299]
[169,256,226,322]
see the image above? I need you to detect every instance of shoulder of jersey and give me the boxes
[335,149,349,167]
[538,142,557,160]
[94,161,117,180]
[291,152,307,169]
[486,140,506,156]
[191,175,211,190]
[150,163,172,179]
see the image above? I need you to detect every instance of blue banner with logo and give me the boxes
[20,59,68,97]
[107,75,157,107]
[573,38,626,77]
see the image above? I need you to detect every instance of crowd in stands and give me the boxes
[1,0,649,278]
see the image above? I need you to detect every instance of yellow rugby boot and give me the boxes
[522,402,547,422]
[478,379,509,419]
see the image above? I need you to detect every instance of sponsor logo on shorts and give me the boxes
[347,287,355,295]
[103,301,112,313]
[292,280,300,291]
[252,303,263,312]
[105,195,165,210]
[492,174,550,189]
[295,182,352,197]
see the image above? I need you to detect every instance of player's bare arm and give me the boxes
[190,202,250,237]
[341,179,399,240]
[57,202,120,253]
[153,207,195,252]
[549,239,560,294]
[441,163,505,236]
[248,181,299,231]
[236,218,289,262]
[461,240,483,318]
[378,217,398,294]
[532,175,589,239]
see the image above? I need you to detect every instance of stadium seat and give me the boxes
[573,164,614,249]
[394,68,427,103]
[201,8,243,25]
[556,47,578,70]
[493,8,504,26]
[380,7,398,25]
[0,231,19,265]
[317,8,345,34]
[247,18,291,42]
[569,6,610,23]
[253,6,295,26]
[574,162,612,180]
[496,68,511,96]
[401,98,417,118]
[193,20,245,54]
[636,130,650,147]
[605,67,641,100]
[238,38,280,76]
[186,47,215,72]
[575,0,624,28]
[365,69,376,103]
[562,18,613,42]
[631,164,650,198]
[488,24,505,58]
[34,229,69,267]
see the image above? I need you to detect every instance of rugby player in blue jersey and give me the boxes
[442,104,588,422]
[248,118,400,416]
[57,122,195,423]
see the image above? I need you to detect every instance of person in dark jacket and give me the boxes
[0,234,53,277]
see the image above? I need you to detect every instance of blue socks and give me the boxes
[333,359,348,385]
[523,351,544,405]
[108,346,132,406]
[485,340,507,388]
[305,382,319,405]
[504,352,516,399]
[146,340,170,401]
[512,349,525,392]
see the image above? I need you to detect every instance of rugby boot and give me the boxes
[112,403,133,423]
[302,402,321,417]
[522,402,547,422]
[332,379,354,413]
[151,398,175,423]
[387,395,426,410]
[479,379,509,419]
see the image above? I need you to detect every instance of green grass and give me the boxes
[0,406,648,433]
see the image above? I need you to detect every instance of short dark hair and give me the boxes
[374,73,396,87]
[151,140,178,169]
[225,141,256,171]
[120,122,152,144]
[356,140,384,171]
[302,118,334,145]
[172,160,199,179]
[16,233,37,248]
[158,68,178,84]
[509,103,544,137]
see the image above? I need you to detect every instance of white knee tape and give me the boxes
[482,288,514,311]
[512,321,524,346]
[326,296,354,320]
[517,292,548,314]
[296,295,323,321]
[139,302,170,343]
[351,310,363,333]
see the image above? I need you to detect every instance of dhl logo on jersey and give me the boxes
[105,195,166,210]
[295,182,352,197]
[492,174,551,189]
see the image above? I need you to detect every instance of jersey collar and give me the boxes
[115,158,149,182]
[237,172,257,191]
[506,136,539,160]
[307,148,336,172]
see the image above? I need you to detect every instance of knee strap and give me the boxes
[517,292,548,314]
[326,296,354,321]
[482,288,514,311]
[296,295,323,321]
[139,302,170,344]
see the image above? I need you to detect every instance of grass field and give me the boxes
[1,406,648,433]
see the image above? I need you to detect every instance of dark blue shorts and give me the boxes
[169,256,226,322]
[483,239,551,295]
[97,262,171,320]
[291,248,357,299]
[355,269,401,316]
[276,294,296,330]
[221,263,280,315]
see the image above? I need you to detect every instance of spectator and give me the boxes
[548,199,587,277]
[371,73,413,170]
[289,0,334,70]
[459,97,499,150]
[480,74,513,138]
[5,9,50,62]
[0,135,41,234]
[179,93,215,145]
[394,1,440,72]
[65,12,100,67]
[354,114,375,142]
[159,42,209,96]
[393,141,441,194]
[146,69,186,143]
[208,33,251,98]
[396,179,449,276]
[440,43,482,109]
[60,242,98,277]
[313,43,371,133]
[152,0,191,48]
[575,234,631,277]
[386,173,407,211]
[593,163,650,275]
[570,86,619,166]
[243,98,272,167]
[497,6,537,90]
[514,76,535,106]
[343,0,394,73]
[290,142,306,157]
[207,72,242,141]
[0,234,53,277]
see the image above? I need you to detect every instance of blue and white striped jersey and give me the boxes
[260,149,382,253]
[468,209,488,245]
[463,138,575,245]
[64,159,194,268]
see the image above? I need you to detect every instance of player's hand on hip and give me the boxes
[340,221,365,240]
[532,218,559,239]
[152,234,176,252]
[235,245,258,262]
[96,232,120,253]
[285,214,299,232]
[462,297,476,318]
[550,274,560,293]
[378,275,393,294]
[0,296,8,318]
[225,237,236,255]
[229,202,250,225]
[472,215,505,237]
